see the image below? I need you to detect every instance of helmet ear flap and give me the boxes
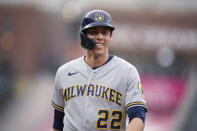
[80,31,96,50]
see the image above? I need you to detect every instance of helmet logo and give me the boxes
[95,12,104,21]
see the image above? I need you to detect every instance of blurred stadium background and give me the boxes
[0,0,197,131]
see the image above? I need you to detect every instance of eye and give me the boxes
[88,30,97,35]
[102,30,109,36]
[102,31,107,35]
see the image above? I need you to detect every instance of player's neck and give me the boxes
[85,52,109,68]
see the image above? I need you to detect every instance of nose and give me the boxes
[96,33,103,40]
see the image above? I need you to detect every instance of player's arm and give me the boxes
[125,66,147,131]
[126,117,144,131]
[52,109,64,131]
[126,106,146,131]
[51,69,65,131]
[53,128,60,131]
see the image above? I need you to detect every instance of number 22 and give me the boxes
[96,109,122,130]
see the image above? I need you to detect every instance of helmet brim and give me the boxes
[82,22,115,32]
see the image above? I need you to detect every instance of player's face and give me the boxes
[86,26,112,56]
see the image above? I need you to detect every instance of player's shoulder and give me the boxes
[113,56,137,71]
[56,57,84,73]
[113,56,139,77]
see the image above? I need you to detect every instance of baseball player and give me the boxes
[51,10,147,131]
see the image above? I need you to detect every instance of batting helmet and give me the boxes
[80,10,115,50]
[80,10,115,32]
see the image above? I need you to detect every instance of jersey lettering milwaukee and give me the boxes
[64,84,122,106]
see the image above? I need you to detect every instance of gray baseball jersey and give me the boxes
[51,56,147,131]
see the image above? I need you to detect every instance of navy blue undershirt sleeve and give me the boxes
[53,109,64,131]
[127,106,146,123]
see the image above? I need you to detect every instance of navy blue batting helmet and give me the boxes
[80,10,115,32]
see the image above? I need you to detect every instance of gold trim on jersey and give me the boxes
[125,102,147,111]
[51,101,64,111]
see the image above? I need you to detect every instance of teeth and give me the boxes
[96,43,104,46]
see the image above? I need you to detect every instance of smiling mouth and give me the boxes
[96,43,104,46]
[95,44,104,48]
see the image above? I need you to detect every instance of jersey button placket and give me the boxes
[88,71,96,83]
[83,71,96,131]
